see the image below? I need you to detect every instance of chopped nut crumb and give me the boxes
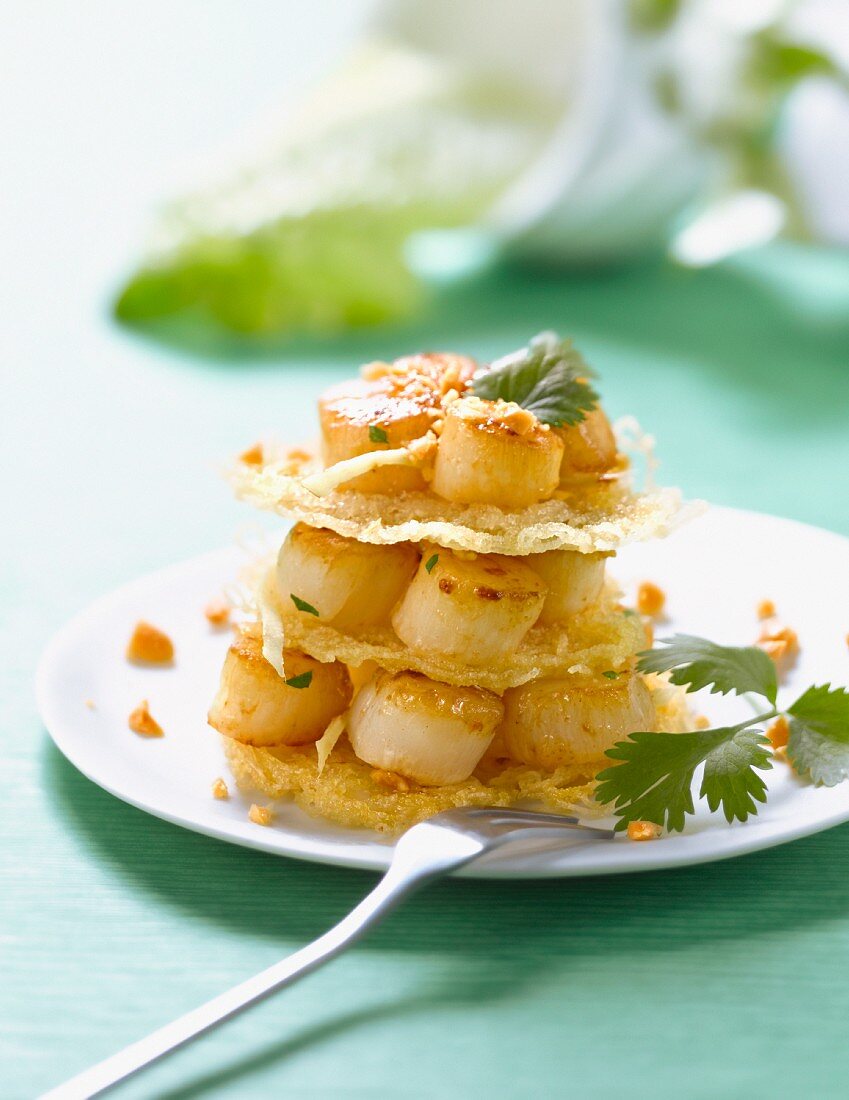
[758,625,799,664]
[496,402,538,436]
[767,715,790,750]
[695,715,711,730]
[371,768,411,793]
[360,360,393,381]
[627,821,662,842]
[248,804,274,826]
[239,443,264,466]
[636,581,666,618]
[757,599,776,620]
[204,599,231,627]
[128,700,164,738]
[126,621,174,665]
[211,777,229,800]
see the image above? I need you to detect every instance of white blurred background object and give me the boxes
[116,0,849,334]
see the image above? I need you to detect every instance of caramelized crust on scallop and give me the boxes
[208,632,351,748]
[500,673,655,769]
[348,669,503,785]
[318,353,477,493]
[392,548,547,665]
[556,406,618,478]
[277,523,418,629]
[431,397,564,509]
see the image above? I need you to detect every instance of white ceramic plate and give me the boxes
[37,506,849,878]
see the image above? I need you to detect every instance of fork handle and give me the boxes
[40,843,471,1100]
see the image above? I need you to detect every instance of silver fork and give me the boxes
[42,808,614,1100]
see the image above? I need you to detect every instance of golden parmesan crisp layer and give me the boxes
[257,569,645,692]
[230,446,699,556]
[223,676,695,834]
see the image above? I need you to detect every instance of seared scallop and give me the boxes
[392,548,546,665]
[317,353,476,493]
[523,548,609,624]
[431,397,563,508]
[348,669,504,785]
[208,633,352,748]
[555,406,617,479]
[500,673,655,769]
[277,524,418,630]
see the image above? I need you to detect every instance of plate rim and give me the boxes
[36,505,849,879]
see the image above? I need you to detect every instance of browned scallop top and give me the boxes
[379,670,504,729]
[319,353,477,428]
[433,553,546,603]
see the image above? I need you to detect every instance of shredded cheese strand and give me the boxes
[315,712,348,775]
[301,447,416,497]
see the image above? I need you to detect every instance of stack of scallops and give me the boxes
[209,336,691,831]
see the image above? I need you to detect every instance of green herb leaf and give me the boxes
[471,332,599,428]
[638,634,778,705]
[787,685,849,786]
[285,671,313,690]
[700,727,772,823]
[290,593,319,617]
[597,723,772,832]
[602,670,619,680]
[368,424,389,444]
[424,553,439,574]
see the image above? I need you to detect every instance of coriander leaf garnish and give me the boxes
[290,593,319,616]
[700,726,772,823]
[638,634,778,705]
[597,724,772,832]
[598,633,849,833]
[471,331,599,428]
[285,671,313,689]
[369,424,389,444]
[787,685,849,786]
[602,670,619,680]
[424,553,439,574]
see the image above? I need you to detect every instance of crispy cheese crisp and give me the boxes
[127,621,174,665]
[256,569,645,692]
[230,444,700,557]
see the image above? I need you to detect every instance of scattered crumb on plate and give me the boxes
[757,625,799,663]
[204,599,231,627]
[767,715,789,749]
[126,621,174,665]
[239,443,264,466]
[627,821,662,841]
[248,804,274,826]
[636,581,665,618]
[128,700,164,738]
[212,777,229,800]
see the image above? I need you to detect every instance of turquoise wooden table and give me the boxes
[5,6,849,1099]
